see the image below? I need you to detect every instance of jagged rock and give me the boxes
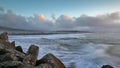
[0,49,8,55]
[0,32,15,49]
[11,50,25,61]
[101,65,114,68]
[38,53,65,68]
[0,53,18,62]
[16,46,24,54]
[0,42,25,57]
[0,40,15,49]
[0,32,8,42]
[18,65,35,68]
[11,41,15,49]
[35,63,52,68]
[0,44,8,55]
[23,45,39,66]
[15,46,26,61]
[27,45,39,56]
[0,61,23,68]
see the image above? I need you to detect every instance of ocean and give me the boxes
[9,33,120,68]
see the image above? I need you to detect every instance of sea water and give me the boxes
[9,33,120,68]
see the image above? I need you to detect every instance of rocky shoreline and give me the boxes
[0,32,114,68]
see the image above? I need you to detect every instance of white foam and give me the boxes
[9,33,120,68]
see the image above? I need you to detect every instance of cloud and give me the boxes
[0,7,4,12]
[51,13,56,20]
[58,14,74,21]
[39,14,46,22]
[0,10,38,30]
[0,7,120,32]
[51,13,56,24]
[53,14,76,30]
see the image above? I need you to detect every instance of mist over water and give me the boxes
[9,33,120,68]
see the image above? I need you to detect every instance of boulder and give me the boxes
[101,65,114,68]
[0,61,23,68]
[35,63,52,68]
[0,32,15,49]
[16,46,24,54]
[23,45,39,66]
[0,53,18,62]
[38,53,65,68]
[0,43,8,55]
[11,41,15,49]
[0,32,8,42]
[11,50,26,61]
[27,45,39,56]
[18,65,35,68]
[0,42,25,57]
[0,40,15,49]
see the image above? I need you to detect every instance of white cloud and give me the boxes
[0,7,120,32]
[39,14,46,22]
[51,13,56,24]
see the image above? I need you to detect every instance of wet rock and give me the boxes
[0,43,25,59]
[11,41,15,49]
[23,45,39,66]
[0,44,8,55]
[35,63,52,68]
[16,46,24,54]
[27,45,39,56]
[0,50,7,55]
[0,61,23,68]
[101,65,114,68]
[39,53,65,68]
[1,53,18,62]
[0,40,15,49]
[18,65,35,68]
[11,50,25,61]
[0,32,8,42]
[0,49,8,55]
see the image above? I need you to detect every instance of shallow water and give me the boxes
[9,33,120,68]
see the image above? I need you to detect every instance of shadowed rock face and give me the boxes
[0,61,23,68]
[101,65,114,68]
[15,46,25,55]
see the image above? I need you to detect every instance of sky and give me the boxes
[0,0,120,32]
[0,0,120,18]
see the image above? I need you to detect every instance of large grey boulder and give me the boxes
[23,45,39,66]
[38,53,65,68]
